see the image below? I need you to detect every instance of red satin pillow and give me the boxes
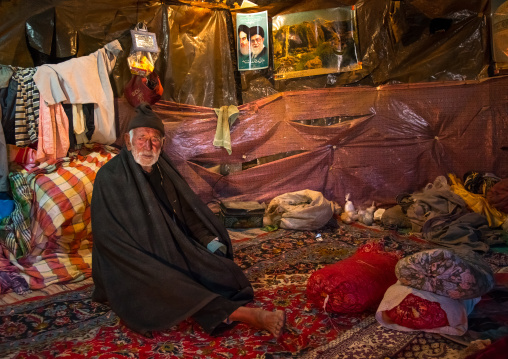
[306,241,401,313]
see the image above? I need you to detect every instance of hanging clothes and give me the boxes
[36,94,70,162]
[0,117,8,193]
[62,103,95,149]
[33,40,123,145]
[0,65,13,193]
[12,68,39,147]
[213,105,239,155]
[11,68,40,147]
[0,76,19,145]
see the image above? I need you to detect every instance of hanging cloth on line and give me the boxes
[12,67,40,147]
[213,105,239,155]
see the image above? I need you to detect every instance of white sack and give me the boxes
[263,189,334,230]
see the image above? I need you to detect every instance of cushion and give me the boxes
[376,281,480,335]
[395,248,494,300]
[306,241,401,313]
[385,293,449,329]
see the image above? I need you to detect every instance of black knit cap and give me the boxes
[249,25,264,38]
[127,103,164,135]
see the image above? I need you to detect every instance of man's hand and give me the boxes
[207,238,227,256]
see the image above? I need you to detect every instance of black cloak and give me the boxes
[91,148,254,335]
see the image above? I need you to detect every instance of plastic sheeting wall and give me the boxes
[1,0,505,209]
[0,1,238,108]
[115,76,508,209]
[0,0,493,107]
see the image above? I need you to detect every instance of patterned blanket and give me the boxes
[0,144,118,292]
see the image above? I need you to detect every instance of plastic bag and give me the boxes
[263,189,334,230]
[127,22,160,76]
[124,71,163,107]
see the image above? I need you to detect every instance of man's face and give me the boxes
[125,127,163,172]
[250,34,264,56]
[239,31,250,56]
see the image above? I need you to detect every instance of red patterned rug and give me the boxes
[1,224,506,358]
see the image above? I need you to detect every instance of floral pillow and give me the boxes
[395,248,494,300]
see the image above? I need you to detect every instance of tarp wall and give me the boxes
[113,76,508,209]
[1,0,506,209]
[0,0,495,106]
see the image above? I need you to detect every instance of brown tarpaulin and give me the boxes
[0,0,492,107]
[115,75,508,210]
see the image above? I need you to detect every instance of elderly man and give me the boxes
[91,104,285,338]
[237,24,251,70]
[249,26,268,67]
[238,24,251,57]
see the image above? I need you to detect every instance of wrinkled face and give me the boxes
[125,127,163,172]
[250,34,264,56]
[239,31,250,56]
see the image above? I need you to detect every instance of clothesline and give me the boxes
[0,40,123,193]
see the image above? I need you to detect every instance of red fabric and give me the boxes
[487,179,508,214]
[306,241,401,313]
[465,335,508,359]
[124,72,163,108]
[7,144,37,165]
[385,293,450,329]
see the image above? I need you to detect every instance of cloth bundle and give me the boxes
[263,189,335,230]
[449,174,506,228]
[306,241,401,313]
[406,175,468,232]
[463,171,501,196]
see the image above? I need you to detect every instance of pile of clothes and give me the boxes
[381,173,508,253]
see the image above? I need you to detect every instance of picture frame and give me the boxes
[272,6,361,80]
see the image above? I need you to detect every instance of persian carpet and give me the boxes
[0,224,504,358]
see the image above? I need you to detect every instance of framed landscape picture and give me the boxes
[272,6,361,80]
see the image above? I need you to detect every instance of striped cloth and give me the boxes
[0,144,119,290]
[0,173,33,258]
[12,68,40,147]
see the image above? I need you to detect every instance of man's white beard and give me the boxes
[240,45,250,56]
[252,44,264,57]
[132,147,161,169]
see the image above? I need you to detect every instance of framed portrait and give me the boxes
[492,0,508,70]
[236,11,269,71]
[272,6,361,80]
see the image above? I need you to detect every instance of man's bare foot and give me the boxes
[229,307,286,339]
[256,308,286,338]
